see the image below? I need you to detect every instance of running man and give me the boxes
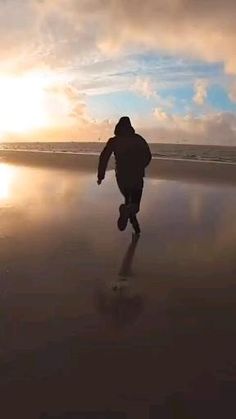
[97,116,152,234]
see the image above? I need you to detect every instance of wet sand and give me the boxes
[0,156,236,418]
[1,149,236,183]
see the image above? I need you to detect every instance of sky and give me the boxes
[1,0,236,144]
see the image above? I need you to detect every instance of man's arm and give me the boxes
[97,138,114,183]
[140,137,152,167]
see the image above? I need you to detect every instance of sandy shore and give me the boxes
[1,149,236,184]
[0,155,236,418]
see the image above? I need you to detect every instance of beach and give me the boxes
[0,153,236,418]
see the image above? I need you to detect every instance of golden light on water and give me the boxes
[0,163,16,200]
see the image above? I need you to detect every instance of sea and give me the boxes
[1,142,236,164]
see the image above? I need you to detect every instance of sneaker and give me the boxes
[117,204,130,231]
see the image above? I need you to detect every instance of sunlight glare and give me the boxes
[0,163,16,201]
[0,73,50,134]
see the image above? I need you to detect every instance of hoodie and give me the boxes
[97,117,152,186]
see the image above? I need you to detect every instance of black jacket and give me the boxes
[98,133,152,185]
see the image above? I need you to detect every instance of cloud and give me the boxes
[193,79,208,105]
[4,105,236,145]
[1,0,236,144]
[152,108,236,145]
[131,77,156,98]
[153,108,170,122]
[1,0,236,75]
[131,77,175,113]
[66,0,236,74]
[47,83,88,120]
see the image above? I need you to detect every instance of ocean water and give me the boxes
[1,142,236,163]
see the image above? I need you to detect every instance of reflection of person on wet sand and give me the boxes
[96,234,143,329]
[97,116,152,234]
[96,285,144,330]
[118,233,140,278]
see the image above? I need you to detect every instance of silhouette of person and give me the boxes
[97,116,152,234]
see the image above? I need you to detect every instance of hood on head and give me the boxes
[114,116,135,137]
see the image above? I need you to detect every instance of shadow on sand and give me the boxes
[96,234,143,329]
[118,233,140,279]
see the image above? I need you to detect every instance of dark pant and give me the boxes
[116,178,143,233]
[116,176,143,212]
[117,180,143,212]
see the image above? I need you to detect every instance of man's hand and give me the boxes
[97,178,102,185]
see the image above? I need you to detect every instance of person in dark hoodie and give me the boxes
[97,116,152,234]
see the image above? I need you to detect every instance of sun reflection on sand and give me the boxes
[0,163,16,201]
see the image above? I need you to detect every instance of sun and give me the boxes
[0,73,50,135]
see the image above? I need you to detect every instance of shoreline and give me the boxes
[1,149,236,184]
[1,148,236,165]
